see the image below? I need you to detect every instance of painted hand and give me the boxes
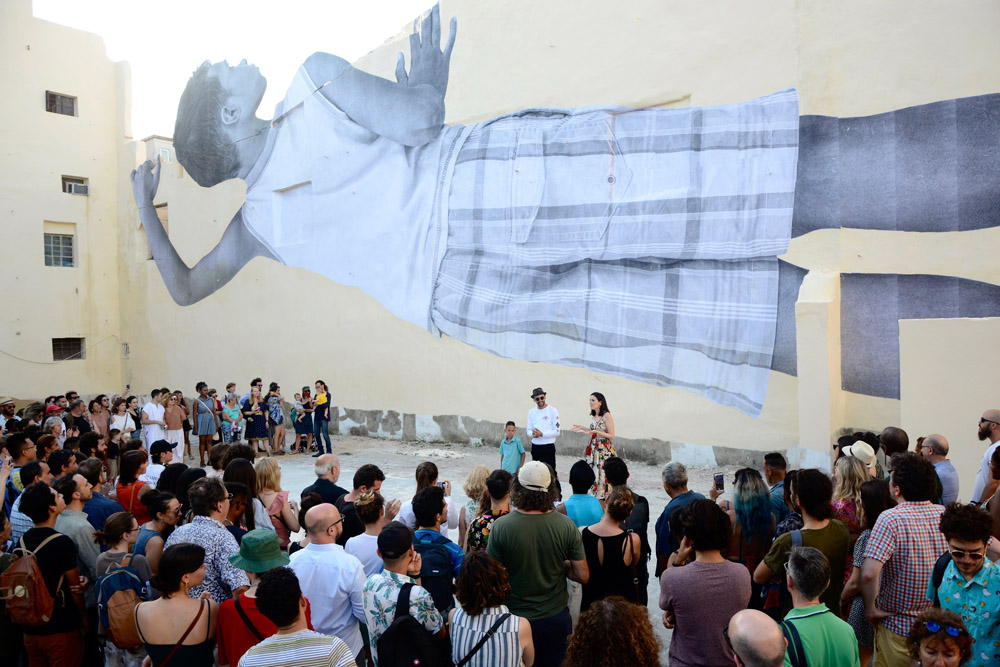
[130,158,161,208]
[395,4,456,99]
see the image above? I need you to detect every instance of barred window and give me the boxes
[52,338,85,361]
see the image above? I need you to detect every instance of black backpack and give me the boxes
[931,551,953,607]
[376,583,441,667]
[414,532,456,613]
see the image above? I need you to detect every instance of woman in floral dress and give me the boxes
[832,455,867,584]
[572,392,615,500]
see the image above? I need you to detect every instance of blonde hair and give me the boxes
[354,490,385,525]
[462,465,491,512]
[834,455,867,527]
[254,457,282,494]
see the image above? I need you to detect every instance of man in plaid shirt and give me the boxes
[861,452,947,667]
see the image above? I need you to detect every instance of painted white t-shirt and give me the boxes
[241,65,470,331]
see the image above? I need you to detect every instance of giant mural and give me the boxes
[130,5,1000,417]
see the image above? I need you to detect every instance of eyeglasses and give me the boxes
[327,517,345,531]
[128,526,140,533]
[982,418,999,426]
[722,626,733,652]
[925,620,962,637]
[949,547,986,562]
[225,493,234,501]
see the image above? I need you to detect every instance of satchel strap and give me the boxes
[781,617,809,667]
[457,612,511,666]
[235,594,264,641]
[395,583,414,619]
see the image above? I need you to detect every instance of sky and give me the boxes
[33,0,434,139]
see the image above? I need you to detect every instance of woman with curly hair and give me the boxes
[564,596,659,667]
[716,468,776,610]
[906,607,973,667]
[833,455,867,538]
[660,499,750,666]
[450,550,533,667]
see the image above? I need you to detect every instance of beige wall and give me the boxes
[0,0,128,397]
[4,0,999,469]
[900,319,1000,502]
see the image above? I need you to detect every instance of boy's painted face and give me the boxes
[209,60,267,116]
[505,425,515,439]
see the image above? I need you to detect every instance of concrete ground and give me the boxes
[258,433,747,665]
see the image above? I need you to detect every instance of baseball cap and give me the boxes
[518,460,551,492]
[45,405,63,414]
[377,521,414,559]
[149,440,174,459]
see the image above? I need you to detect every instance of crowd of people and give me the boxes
[1,386,999,667]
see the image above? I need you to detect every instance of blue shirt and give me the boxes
[655,490,705,558]
[934,460,960,505]
[414,528,464,577]
[563,494,603,528]
[770,481,790,522]
[84,493,125,532]
[499,436,525,474]
[928,558,1000,667]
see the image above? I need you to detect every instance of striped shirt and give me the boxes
[450,605,522,667]
[237,629,356,667]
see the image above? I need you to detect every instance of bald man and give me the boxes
[301,453,348,505]
[289,503,367,663]
[919,434,959,504]
[972,410,1000,505]
[728,609,786,667]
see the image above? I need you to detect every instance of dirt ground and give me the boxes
[264,433,749,665]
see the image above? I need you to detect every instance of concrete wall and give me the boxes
[0,0,128,397]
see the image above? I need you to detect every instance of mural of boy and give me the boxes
[131,5,1000,416]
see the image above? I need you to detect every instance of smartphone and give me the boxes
[436,481,446,488]
[713,472,725,492]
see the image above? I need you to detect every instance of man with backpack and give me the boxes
[6,481,87,666]
[927,503,1000,667]
[362,521,444,667]
[412,485,464,614]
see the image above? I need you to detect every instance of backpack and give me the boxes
[931,551,953,607]
[0,534,63,626]
[376,583,441,667]
[96,554,146,649]
[413,532,456,613]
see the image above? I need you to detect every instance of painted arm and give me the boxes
[303,6,455,146]
[130,159,275,306]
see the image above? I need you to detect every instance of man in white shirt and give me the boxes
[972,409,1000,505]
[141,389,166,444]
[289,503,367,664]
[527,387,560,474]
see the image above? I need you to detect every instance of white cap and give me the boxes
[518,461,551,492]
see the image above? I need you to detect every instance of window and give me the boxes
[44,233,74,267]
[61,176,89,195]
[46,91,76,116]
[159,148,171,163]
[52,338,85,361]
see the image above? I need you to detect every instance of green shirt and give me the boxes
[783,603,860,667]
[762,520,850,618]
[486,510,586,620]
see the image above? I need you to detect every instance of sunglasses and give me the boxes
[981,418,999,426]
[225,493,235,501]
[925,620,962,637]
[949,547,985,562]
[533,396,546,402]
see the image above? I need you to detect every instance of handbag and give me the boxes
[456,612,511,666]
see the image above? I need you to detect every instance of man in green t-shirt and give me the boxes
[754,469,851,618]
[487,461,588,667]
[781,546,860,667]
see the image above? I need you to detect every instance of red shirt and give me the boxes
[217,593,313,666]
[116,481,151,524]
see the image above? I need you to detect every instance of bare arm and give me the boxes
[145,535,165,575]
[753,559,773,585]
[131,160,275,306]
[861,557,891,624]
[841,564,862,605]
[566,559,589,584]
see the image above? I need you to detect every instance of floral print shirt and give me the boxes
[467,509,510,552]
[362,570,443,666]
